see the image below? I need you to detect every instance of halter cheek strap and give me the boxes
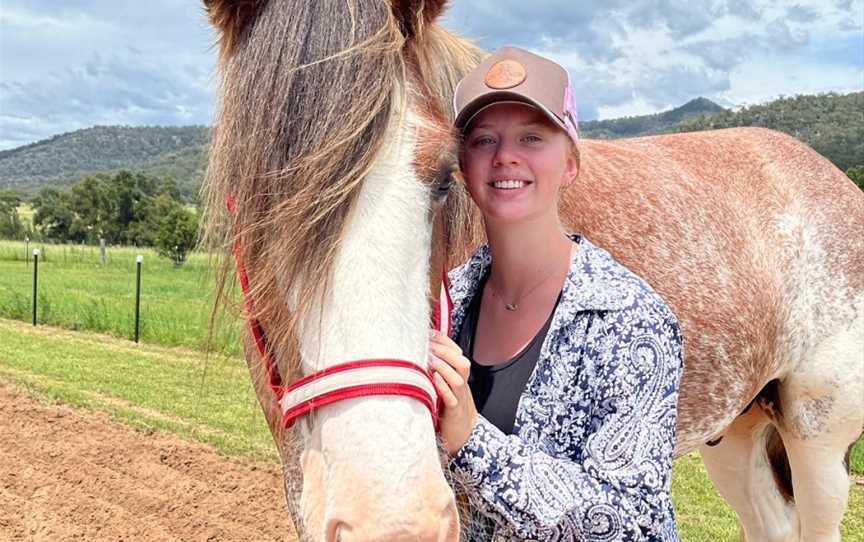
[226,195,450,430]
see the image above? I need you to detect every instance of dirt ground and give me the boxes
[0,383,296,541]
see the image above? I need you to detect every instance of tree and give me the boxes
[157,176,182,201]
[846,166,864,192]
[32,187,78,242]
[127,193,178,246]
[0,189,23,239]
[155,205,199,266]
[69,174,116,243]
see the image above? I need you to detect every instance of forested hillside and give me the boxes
[0,126,208,200]
[1,92,860,197]
[579,97,726,138]
[678,91,863,171]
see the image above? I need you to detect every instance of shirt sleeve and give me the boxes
[448,304,684,541]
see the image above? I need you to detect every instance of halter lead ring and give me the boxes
[226,195,450,430]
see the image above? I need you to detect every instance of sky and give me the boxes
[0,0,861,151]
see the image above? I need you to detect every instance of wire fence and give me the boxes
[0,239,241,355]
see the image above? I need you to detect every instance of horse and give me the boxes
[200,1,864,540]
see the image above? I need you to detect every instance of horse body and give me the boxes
[567,128,864,540]
[202,1,863,540]
[571,128,864,453]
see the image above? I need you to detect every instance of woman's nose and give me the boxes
[492,141,519,167]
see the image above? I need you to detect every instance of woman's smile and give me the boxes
[488,179,533,190]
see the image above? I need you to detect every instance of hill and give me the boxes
[579,97,726,139]
[0,126,208,200]
[1,92,860,197]
[677,91,863,171]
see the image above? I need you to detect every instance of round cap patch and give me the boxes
[484,60,527,89]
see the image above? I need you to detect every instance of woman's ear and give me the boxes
[563,147,580,187]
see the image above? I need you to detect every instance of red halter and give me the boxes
[226,195,450,430]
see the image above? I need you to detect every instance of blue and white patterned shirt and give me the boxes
[447,234,683,541]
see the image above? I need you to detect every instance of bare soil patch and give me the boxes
[0,382,295,541]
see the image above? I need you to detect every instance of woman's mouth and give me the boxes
[488,179,532,190]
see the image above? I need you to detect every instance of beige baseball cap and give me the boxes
[454,46,579,145]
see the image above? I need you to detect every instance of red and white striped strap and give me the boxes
[226,194,450,431]
[280,359,439,428]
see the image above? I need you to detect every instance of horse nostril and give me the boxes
[326,519,348,542]
[440,500,460,542]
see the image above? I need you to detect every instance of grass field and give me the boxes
[0,239,241,355]
[0,318,862,540]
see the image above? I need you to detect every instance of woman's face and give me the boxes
[460,102,578,225]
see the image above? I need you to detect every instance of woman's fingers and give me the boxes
[430,355,465,390]
[429,341,470,379]
[432,372,458,408]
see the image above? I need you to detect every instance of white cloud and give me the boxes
[0,0,861,149]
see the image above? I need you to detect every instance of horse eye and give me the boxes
[432,166,454,201]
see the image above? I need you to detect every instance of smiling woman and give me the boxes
[427,46,684,541]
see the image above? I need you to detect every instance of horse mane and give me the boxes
[201,0,484,391]
[406,25,487,267]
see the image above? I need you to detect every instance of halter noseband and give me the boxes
[226,195,450,431]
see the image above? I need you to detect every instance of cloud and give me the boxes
[0,0,861,150]
[443,0,863,119]
[0,0,216,149]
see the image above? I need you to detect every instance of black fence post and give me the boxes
[32,248,39,326]
[134,255,143,343]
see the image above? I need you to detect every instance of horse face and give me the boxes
[204,1,469,539]
[288,107,460,541]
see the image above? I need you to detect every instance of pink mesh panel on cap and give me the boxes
[563,84,579,144]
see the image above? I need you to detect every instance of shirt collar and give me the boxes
[447,234,630,335]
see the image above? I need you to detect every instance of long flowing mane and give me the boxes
[201,0,483,401]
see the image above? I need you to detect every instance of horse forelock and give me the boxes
[201,1,485,422]
[202,0,409,394]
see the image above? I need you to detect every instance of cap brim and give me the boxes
[455,91,569,137]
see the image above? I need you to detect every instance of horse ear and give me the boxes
[203,0,263,58]
[391,0,448,37]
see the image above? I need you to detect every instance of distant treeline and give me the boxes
[579,97,726,139]
[0,92,860,201]
[0,125,208,200]
[0,171,199,265]
[678,92,864,173]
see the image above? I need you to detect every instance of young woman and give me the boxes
[429,47,684,541]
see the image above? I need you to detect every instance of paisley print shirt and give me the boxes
[447,234,683,542]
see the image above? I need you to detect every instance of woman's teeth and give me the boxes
[491,180,529,189]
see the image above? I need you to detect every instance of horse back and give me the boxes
[564,127,864,453]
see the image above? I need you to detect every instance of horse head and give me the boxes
[202,1,483,540]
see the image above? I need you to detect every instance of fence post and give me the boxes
[100,238,107,266]
[24,237,29,268]
[134,255,143,343]
[32,248,39,326]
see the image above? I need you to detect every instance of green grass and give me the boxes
[0,239,241,354]
[0,318,273,459]
[0,317,861,540]
[852,435,864,476]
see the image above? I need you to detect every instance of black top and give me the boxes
[455,268,562,435]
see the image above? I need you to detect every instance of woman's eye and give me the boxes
[522,134,542,143]
[471,136,495,146]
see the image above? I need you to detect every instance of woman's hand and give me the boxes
[429,329,478,456]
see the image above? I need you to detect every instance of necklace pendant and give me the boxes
[505,303,518,311]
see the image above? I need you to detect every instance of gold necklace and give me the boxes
[487,267,565,311]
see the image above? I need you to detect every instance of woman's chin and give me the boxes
[482,205,540,225]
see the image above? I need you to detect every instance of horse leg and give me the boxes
[699,404,799,542]
[776,318,864,542]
